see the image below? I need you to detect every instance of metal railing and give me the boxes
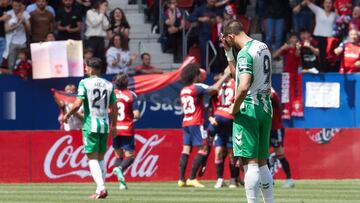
[182,10,195,61]
[206,40,217,72]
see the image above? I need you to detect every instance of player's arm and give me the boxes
[220,33,236,78]
[230,73,252,115]
[207,67,231,95]
[131,92,140,120]
[64,98,83,123]
[109,89,118,137]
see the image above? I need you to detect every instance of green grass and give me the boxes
[0,180,360,203]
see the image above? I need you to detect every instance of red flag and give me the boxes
[51,88,76,103]
[132,56,196,94]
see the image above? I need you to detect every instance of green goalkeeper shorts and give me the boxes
[82,130,108,154]
[232,103,272,159]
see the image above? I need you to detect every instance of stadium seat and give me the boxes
[177,0,193,9]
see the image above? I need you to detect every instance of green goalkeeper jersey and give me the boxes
[77,76,116,133]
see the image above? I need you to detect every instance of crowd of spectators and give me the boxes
[0,0,359,79]
[154,0,359,74]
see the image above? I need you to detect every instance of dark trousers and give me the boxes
[168,31,183,63]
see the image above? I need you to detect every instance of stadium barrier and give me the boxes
[0,128,359,183]
[1,73,360,130]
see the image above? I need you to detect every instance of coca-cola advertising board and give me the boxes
[0,128,360,182]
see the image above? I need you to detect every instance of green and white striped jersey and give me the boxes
[77,76,116,133]
[235,40,272,116]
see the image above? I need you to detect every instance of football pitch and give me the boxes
[0,180,359,203]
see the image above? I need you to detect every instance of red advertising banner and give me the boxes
[0,128,360,183]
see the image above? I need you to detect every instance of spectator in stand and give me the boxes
[273,33,301,74]
[106,33,137,74]
[0,0,10,67]
[54,83,83,131]
[164,0,184,63]
[303,0,336,72]
[296,28,320,73]
[75,0,92,16]
[264,0,290,52]
[189,0,222,69]
[134,53,163,75]
[85,0,109,62]
[349,6,360,31]
[30,0,55,43]
[83,47,93,73]
[292,0,314,32]
[334,0,352,16]
[334,29,360,73]
[12,48,31,80]
[26,0,55,16]
[107,7,130,41]
[4,0,30,71]
[56,0,82,40]
[45,32,56,41]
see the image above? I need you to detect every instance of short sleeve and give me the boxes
[237,52,253,75]
[109,86,117,104]
[23,11,30,20]
[131,91,139,111]
[77,80,86,99]
[195,83,209,96]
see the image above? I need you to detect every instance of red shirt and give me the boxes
[281,46,300,73]
[134,64,157,74]
[13,60,32,78]
[214,79,235,120]
[180,83,208,127]
[114,89,139,136]
[334,0,352,16]
[271,89,283,130]
[341,42,360,73]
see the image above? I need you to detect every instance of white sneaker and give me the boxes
[307,68,319,74]
[229,178,237,188]
[214,178,225,189]
[119,183,128,190]
[283,179,295,188]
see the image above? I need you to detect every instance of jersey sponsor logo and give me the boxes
[44,134,165,179]
[308,128,341,144]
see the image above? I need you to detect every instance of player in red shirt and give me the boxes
[270,88,294,188]
[112,73,140,190]
[273,33,300,73]
[335,29,360,73]
[207,75,243,188]
[178,63,230,188]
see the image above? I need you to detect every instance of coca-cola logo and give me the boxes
[268,152,282,176]
[44,134,165,179]
[308,128,341,144]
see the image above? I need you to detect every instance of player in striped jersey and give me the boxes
[178,63,231,188]
[221,20,274,203]
[64,58,118,199]
[112,73,140,190]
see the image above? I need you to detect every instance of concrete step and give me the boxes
[126,13,145,24]
[130,33,160,42]
[129,42,162,53]
[130,23,151,34]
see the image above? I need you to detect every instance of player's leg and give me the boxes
[98,133,108,182]
[214,146,226,188]
[274,128,294,188]
[113,136,135,190]
[178,126,192,187]
[187,125,207,188]
[258,111,274,203]
[112,135,124,168]
[84,131,107,199]
[233,104,261,203]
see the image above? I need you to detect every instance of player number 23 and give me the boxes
[181,96,196,114]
